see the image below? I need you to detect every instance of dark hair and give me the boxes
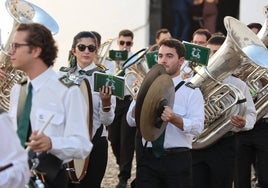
[16,23,58,67]
[149,43,159,52]
[155,28,170,40]
[91,31,101,47]
[207,35,226,45]
[247,23,262,32]
[69,31,97,68]
[71,31,97,49]
[118,29,134,39]
[192,28,211,41]
[159,38,186,58]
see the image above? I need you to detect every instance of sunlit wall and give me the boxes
[0,0,150,70]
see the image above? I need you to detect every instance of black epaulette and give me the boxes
[58,75,78,88]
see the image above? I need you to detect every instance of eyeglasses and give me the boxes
[76,44,96,52]
[119,41,132,46]
[10,43,30,51]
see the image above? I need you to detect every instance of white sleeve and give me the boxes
[126,100,137,127]
[0,113,30,187]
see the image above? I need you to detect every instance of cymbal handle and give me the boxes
[155,98,168,129]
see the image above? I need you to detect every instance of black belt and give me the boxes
[164,147,189,154]
[222,131,236,138]
[257,118,268,125]
[116,95,132,101]
[124,95,132,101]
[146,147,189,155]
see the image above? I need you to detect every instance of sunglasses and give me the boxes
[77,44,96,52]
[119,41,132,46]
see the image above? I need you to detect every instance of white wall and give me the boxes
[240,0,268,25]
[0,0,150,70]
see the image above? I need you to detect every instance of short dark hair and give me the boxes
[207,36,226,45]
[71,31,97,49]
[192,28,211,41]
[159,38,186,58]
[118,29,134,39]
[155,28,170,40]
[69,31,98,68]
[91,31,101,47]
[247,23,262,32]
[16,23,58,67]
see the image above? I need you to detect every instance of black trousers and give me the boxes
[234,119,268,188]
[28,152,68,188]
[108,96,136,181]
[45,168,69,188]
[192,135,236,188]
[69,125,108,188]
[136,147,192,188]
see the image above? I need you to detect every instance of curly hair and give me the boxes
[159,38,186,58]
[16,23,58,67]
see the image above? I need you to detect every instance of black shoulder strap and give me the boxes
[142,80,185,151]
[175,81,185,92]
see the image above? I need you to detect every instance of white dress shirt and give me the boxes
[77,63,116,137]
[9,68,92,162]
[0,112,30,188]
[223,75,257,131]
[127,75,205,149]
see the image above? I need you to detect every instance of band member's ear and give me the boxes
[178,57,185,66]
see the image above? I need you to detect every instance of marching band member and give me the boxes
[107,29,137,188]
[127,38,205,188]
[64,31,116,188]
[234,23,268,188]
[8,23,92,188]
[149,28,172,52]
[0,112,30,188]
[191,35,257,188]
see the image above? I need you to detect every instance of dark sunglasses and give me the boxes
[119,41,132,46]
[77,44,96,52]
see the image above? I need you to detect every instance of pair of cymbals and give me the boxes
[135,64,174,141]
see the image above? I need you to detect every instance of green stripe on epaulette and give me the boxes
[59,66,75,73]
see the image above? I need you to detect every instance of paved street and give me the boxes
[101,143,136,188]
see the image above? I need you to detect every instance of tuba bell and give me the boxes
[188,16,268,149]
[0,0,59,111]
[234,5,268,121]
[123,48,150,97]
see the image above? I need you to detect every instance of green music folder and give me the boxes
[145,50,158,68]
[93,72,125,99]
[183,41,210,66]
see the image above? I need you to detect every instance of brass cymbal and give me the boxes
[140,74,174,141]
[135,64,167,129]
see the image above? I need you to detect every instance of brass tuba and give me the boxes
[0,0,59,111]
[123,48,150,97]
[234,5,268,121]
[188,16,268,149]
[97,38,114,65]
